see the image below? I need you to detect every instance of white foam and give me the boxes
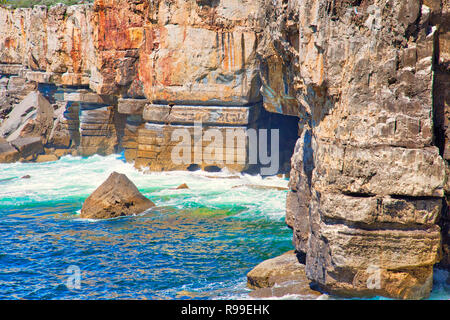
[0,154,289,221]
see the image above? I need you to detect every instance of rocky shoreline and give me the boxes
[0,0,449,300]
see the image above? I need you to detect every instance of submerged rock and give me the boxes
[80,172,155,219]
[247,251,322,299]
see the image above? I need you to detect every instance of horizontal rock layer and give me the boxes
[0,0,449,300]
[259,0,450,299]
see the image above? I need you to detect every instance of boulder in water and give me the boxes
[176,183,189,190]
[247,251,322,299]
[80,172,155,219]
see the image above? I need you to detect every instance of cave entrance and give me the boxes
[245,104,299,177]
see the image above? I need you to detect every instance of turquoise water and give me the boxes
[0,154,293,299]
[0,154,449,300]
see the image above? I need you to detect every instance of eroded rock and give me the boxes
[247,251,322,299]
[80,172,155,219]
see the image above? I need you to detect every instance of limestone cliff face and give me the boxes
[259,0,449,298]
[0,1,269,171]
[0,0,449,299]
[0,4,94,85]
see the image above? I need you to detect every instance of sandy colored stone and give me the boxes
[0,142,19,163]
[80,172,155,219]
[247,251,322,298]
[10,137,44,160]
[36,154,59,163]
[0,92,54,143]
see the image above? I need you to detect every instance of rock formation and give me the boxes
[176,183,190,190]
[257,0,449,299]
[0,1,299,173]
[0,0,449,299]
[80,171,155,219]
[247,251,322,299]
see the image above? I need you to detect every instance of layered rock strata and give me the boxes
[258,0,450,299]
[0,0,449,300]
[80,171,155,219]
[0,1,293,172]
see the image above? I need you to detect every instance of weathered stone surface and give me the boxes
[247,251,322,299]
[10,136,44,160]
[80,171,155,219]
[0,91,54,143]
[143,104,251,125]
[138,0,261,104]
[0,1,275,173]
[285,191,297,229]
[257,0,450,299]
[78,106,119,156]
[319,193,442,226]
[306,223,439,299]
[0,142,19,163]
[134,123,248,172]
[313,142,445,198]
[36,154,59,163]
[1,0,449,300]
[118,99,148,115]
[0,4,94,86]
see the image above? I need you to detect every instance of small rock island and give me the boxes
[80,172,155,219]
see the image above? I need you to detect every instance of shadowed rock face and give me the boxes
[80,172,155,219]
[258,0,450,299]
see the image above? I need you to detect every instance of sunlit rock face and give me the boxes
[88,0,263,103]
[1,0,450,299]
[89,0,269,172]
[138,0,261,105]
[0,1,284,172]
[259,0,449,299]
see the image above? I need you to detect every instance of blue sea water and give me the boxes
[0,154,448,300]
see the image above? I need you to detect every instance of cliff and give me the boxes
[0,0,449,299]
[260,0,449,298]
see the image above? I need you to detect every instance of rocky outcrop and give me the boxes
[0,91,53,142]
[0,1,298,173]
[247,251,322,299]
[1,0,449,300]
[80,171,155,219]
[258,0,449,299]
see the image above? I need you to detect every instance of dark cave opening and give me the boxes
[245,103,300,177]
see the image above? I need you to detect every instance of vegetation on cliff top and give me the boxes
[0,0,92,8]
